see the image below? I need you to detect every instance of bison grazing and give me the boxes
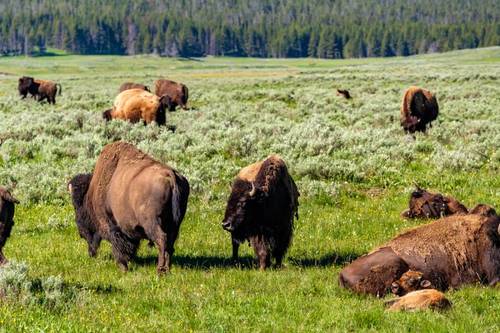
[336,89,351,99]
[154,79,189,111]
[385,289,451,312]
[68,142,190,274]
[18,76,61,104]
[221,155,299,270]
[339,206,500,296]
[401,186,468,219]
[400,86,439,133]
[0,187,19,265]
[119,82,150,93]
[103,88,172,125]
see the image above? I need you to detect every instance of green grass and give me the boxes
[0,48,499,332]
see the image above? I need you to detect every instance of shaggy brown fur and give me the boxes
[119,82,150,93]
[0,187,19,265]
[222,155,299,270]
[336,89,351,99]
[154,79,189,111]
[391,270,432,296]
[401,186,468,219]
[68,142,190,274]
[18,76,61,104]
[386,213,500,290]
[103,88,171,125]
[385,289,451,312]
[400,86,439,133]
[469,204,497,217]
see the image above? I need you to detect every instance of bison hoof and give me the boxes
[118,263,128,272]
[157,267,170,275]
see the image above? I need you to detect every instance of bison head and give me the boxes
[401,186,449,219]
[18,76,35,95]
[159,94,175,112]
[391,270,431,296]
[102,109,113,121]
[222,181,264,238]
[68,173,101,257]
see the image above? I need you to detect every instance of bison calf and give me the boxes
[385,289,451,312]
[154,79,189,111]
[400,86,438,133]
[103,88,172,125]
[0,187,19,265]
[401,186,468,219]
[69,142,189,274]
[222,155,299,270]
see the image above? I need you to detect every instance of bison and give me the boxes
[68,141,190,274]
[154,79,189,111]
[339,206,500,296]
[336,89,351,99]
[400,86,439,133]
[221,155,299,270]
[18,76,61,104]
[103,88,172,125]
[401,186,468,219]
[385,289,451,312]
[119,82,150,93]
[0,187,19,265]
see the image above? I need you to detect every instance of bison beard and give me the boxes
[68,142,189,274]
[222,156,299,270]
[0,187,19,265]
[339,208,500,296]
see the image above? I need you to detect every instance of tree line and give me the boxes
[0,0,498,58]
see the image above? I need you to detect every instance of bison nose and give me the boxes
[222,221,233,231]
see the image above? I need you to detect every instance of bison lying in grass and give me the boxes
[385,289,451,312]
[103,88,172,125]
[400,86,438,133]
[222,155,299,270]
[154,79,189,111]
[401,186,468,219]
[0,187,19,265]
[68,142,189,274]
[18,76,62,104]
[339,206,499,296]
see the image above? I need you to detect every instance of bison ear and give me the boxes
[420,279,431,289]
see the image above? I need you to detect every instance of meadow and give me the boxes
[0,47,499,332]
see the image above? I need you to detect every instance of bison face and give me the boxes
[222,182,262,236]
[391,270,431,296]
[18,76,34,94]
[102,109,113,121]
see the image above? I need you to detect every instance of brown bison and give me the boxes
[336,89,351,99]
[68,142,190,274]
[339,206,500,296]
[154,79,189,111]
[401,186,468,219]
[385,289,451,312]
[119,82,150,93]
[0,187,19,265]
[222,155,299,270]
[400,86,439,133]
[103,88,172,125]
[18,76,61,104]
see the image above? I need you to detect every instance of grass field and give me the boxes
[0,47,499,332]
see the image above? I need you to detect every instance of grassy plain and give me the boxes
[0,48,499,332]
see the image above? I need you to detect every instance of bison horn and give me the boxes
[249,182,256,197]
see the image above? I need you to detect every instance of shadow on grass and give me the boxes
[72,282,122,294]
[134,254,257,270]
[288,251,361,268]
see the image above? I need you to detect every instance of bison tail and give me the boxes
[171,172,190,226]
[56,83,62,96]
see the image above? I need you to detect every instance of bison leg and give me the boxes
[231,236,239,261]
[0,251,7,266]
[109,227,139,272]
[251,236,271,270]
[88,233,102,257]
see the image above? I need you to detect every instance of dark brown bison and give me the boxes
[154,79,189,111]
[119,82,150,93]
[103,88,172,125]
[0,187,19,265]
[339,206,500,296]
[401,186,468,219]
[18,76,61,104]
[385,289,451,312]
[68,142,189,274]
[222,155,299,270]
[336,89,351,99]
[400,86,439,133]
